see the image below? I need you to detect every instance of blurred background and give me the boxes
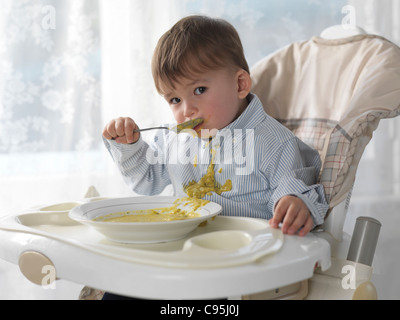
[0,0,399,299]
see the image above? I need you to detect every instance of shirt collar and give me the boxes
[223,93,266,131]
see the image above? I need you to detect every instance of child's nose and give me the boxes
[183,102,197,118]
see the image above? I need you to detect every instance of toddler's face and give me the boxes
[161,68,248,138]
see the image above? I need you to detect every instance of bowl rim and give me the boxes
[68,196,222,227]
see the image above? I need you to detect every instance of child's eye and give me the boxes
[170,97,181,104]
[194,87,207,95]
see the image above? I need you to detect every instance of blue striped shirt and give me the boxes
[104,94,329,226]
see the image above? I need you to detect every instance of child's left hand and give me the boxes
[269,195,313,237]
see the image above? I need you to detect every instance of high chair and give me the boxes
[249,26,400,299]
[0,28,399,300]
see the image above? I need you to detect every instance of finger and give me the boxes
[115,117,126,137]
[103,119,117,139]
[281,204,300,234]
[271,198,291,228]
[102,127,113,140]
[286,209,308,235]
[124,118,138,144]
[298,216,314,237]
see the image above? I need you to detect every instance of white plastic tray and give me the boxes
[0,200,331,299]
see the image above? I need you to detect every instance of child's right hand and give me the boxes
[102,117,140,144]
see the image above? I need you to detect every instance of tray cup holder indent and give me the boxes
[186,230,252,251]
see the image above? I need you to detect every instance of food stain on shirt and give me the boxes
[193,155,198,168]
[184,148,232,199]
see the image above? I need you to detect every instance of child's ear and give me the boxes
[236,69,252,99]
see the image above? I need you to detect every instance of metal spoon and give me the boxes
[135,118,204,133]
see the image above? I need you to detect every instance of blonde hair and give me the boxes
[152,15,249,94]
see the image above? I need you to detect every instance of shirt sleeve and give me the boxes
[265,137,329,227]
[103,135,171,196]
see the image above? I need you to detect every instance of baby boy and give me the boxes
[103,15,329,236]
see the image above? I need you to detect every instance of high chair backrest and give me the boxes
[251,34,400,230]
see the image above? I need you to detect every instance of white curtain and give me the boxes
[100,0,180,125]
[0,0,109,214]
[345,0,400,300]
[0,0,348,214]
[9,0,398,299]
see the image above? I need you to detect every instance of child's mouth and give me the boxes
[193,123,203,133]
[172,118,204,133]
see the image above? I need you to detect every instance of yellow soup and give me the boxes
[95,197,209,223]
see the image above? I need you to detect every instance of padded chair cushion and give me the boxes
[251,35,400,207]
